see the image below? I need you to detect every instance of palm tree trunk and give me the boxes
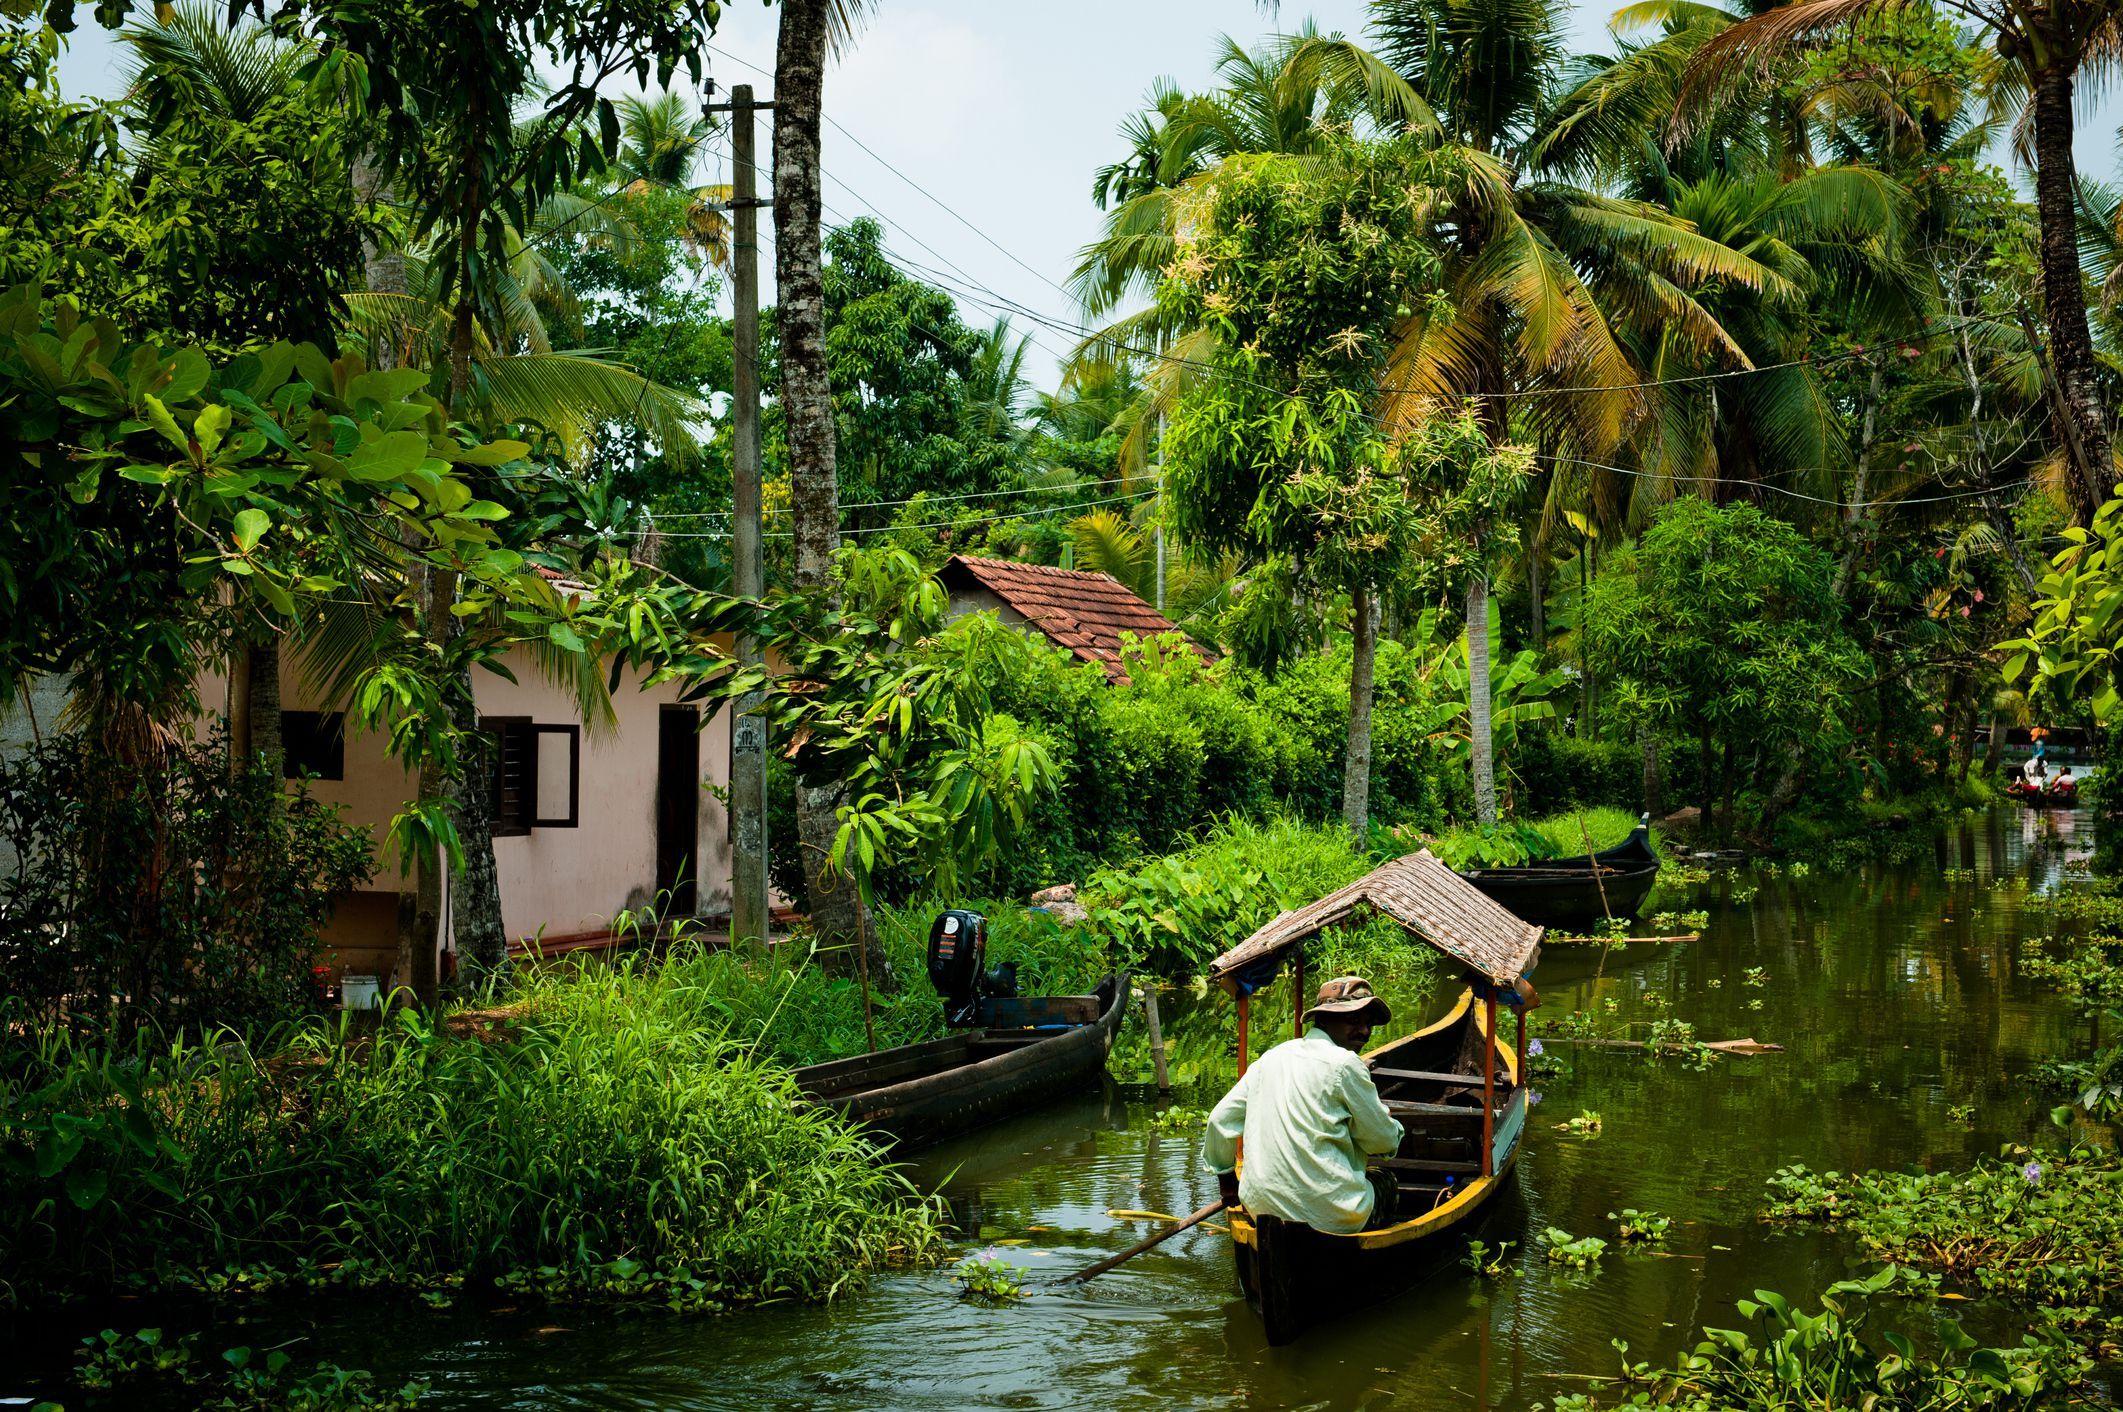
[1468,574,1496,825]
[1342,581,1378,841]
[777,0,879,979]
[2029,62,2113,526]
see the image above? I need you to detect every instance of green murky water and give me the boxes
[5,806,2114,1410]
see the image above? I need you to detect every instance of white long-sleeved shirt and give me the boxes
[1202,1027,1405,1234]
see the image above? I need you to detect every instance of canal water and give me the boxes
[5,807,2112,1409]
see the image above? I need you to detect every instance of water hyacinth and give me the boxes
[2023,1160,2045,1185]
[1526,1038,1544,1058]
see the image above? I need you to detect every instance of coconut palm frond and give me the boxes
[476,352,708,466]
[1072,510,1153,598]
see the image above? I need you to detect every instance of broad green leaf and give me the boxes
[345,367,430,405]
[347,431,428,482]
[448,439,532,467]
[232,508,269,553]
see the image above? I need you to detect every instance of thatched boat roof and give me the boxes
[1208,851,1543,988]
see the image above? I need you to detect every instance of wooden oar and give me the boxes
[1057,1199,1226,1284]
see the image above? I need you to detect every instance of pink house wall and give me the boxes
[203,649,735,978]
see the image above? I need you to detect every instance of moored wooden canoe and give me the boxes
[1457,819,1659,928]
[793,973,1128,1150]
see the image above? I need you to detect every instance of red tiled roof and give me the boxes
[941,554,1213,683]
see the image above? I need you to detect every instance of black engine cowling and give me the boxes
[928,909,989,1025]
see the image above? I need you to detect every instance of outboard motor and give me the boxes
[927,908,989,1026]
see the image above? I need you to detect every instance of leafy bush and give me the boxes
[0,731,373,1035]
[0,950,946,1310]
[1078,814,1376,975]
[1516,732,1641,813]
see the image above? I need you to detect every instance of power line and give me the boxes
[648,485,1158,539]
[649,472,1141,522]
[1541,454,2034,511]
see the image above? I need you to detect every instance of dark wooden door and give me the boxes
[656,705,701,916]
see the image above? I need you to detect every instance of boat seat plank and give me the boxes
[1371,1068,1486,1087]
[1385,1100,1493,1119]
[1378,1157,1481,1174]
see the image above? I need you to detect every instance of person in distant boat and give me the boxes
[1203,976,1405,1235]
[2053,766,2076,796]
[2023,755,2048,788]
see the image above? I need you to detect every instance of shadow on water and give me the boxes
[5,806,2118,1410]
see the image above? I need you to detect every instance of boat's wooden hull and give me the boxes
[1458,825,1659,927]
[1233,1153,1520,1345]
[2006,784,2077,809]
[793,974,1127,1151]
[1228,990,1527,1346]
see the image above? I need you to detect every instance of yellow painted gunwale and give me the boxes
[1230,986,1521,1254]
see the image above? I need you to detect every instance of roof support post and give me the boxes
[1291,950,1305,1039]
[1482,992,1497,1178]
[1236,991,1251,1079]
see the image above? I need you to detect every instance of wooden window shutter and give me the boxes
[483,716,536,836]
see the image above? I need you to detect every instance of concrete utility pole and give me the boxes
[714,82,773,950]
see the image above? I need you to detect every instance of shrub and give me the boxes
[1516,732,1641,814]
[0,731,373,1035]
[1078,815,1376,975]
[0,950,946,1310]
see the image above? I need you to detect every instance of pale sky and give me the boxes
[51,1,2123,392]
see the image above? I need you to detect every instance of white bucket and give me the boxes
[341,975,381,1011]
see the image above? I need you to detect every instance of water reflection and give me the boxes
[3,810,2113,1410]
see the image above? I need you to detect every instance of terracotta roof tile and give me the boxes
[942,554,1214,683]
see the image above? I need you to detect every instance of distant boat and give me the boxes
[1455,816,1659,928]
[2006,778,2078,809]
[793,910,1126,1150]
[1207,851,1543,1346]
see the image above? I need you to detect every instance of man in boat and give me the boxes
[1202,976,1405,1234]
[2052,765,2076,799]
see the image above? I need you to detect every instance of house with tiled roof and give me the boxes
[939,554,1213,683]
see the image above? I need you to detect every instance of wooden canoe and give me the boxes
[1230,988,1526,1346]
[1456,819,1659,928]
[793,973,1128,1151]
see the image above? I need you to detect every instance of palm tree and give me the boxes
[610,92,734,269]
[1680,0,2121,524]
[1328,0,1785,823]
[775,0,886,979]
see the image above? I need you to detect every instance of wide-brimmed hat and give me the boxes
[1304,975,1390,1027]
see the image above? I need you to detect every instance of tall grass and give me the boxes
[0,956,946,1310]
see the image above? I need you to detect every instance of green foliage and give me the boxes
[950,1252,1030,1304]
[1585,499,1866,777]
[1544,1270,2091,1411]
[72,1327,426,1410]
[0,733,372,1034]
[1463,1239,1516,1276]
[823,220,1026,520]
[1077,814,1379,975]
[1542,1227,1608,1267]
[2005,490,2123,721]
[1515,734,1642,814]
[0,954,947,1310]
[762,547,1060,912]
[1764,1149,2123,1312]
[1609,1208,1670,1244]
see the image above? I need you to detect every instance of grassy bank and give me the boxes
[0,953,946,1312]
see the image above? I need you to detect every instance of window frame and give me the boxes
[529,723,581,829]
